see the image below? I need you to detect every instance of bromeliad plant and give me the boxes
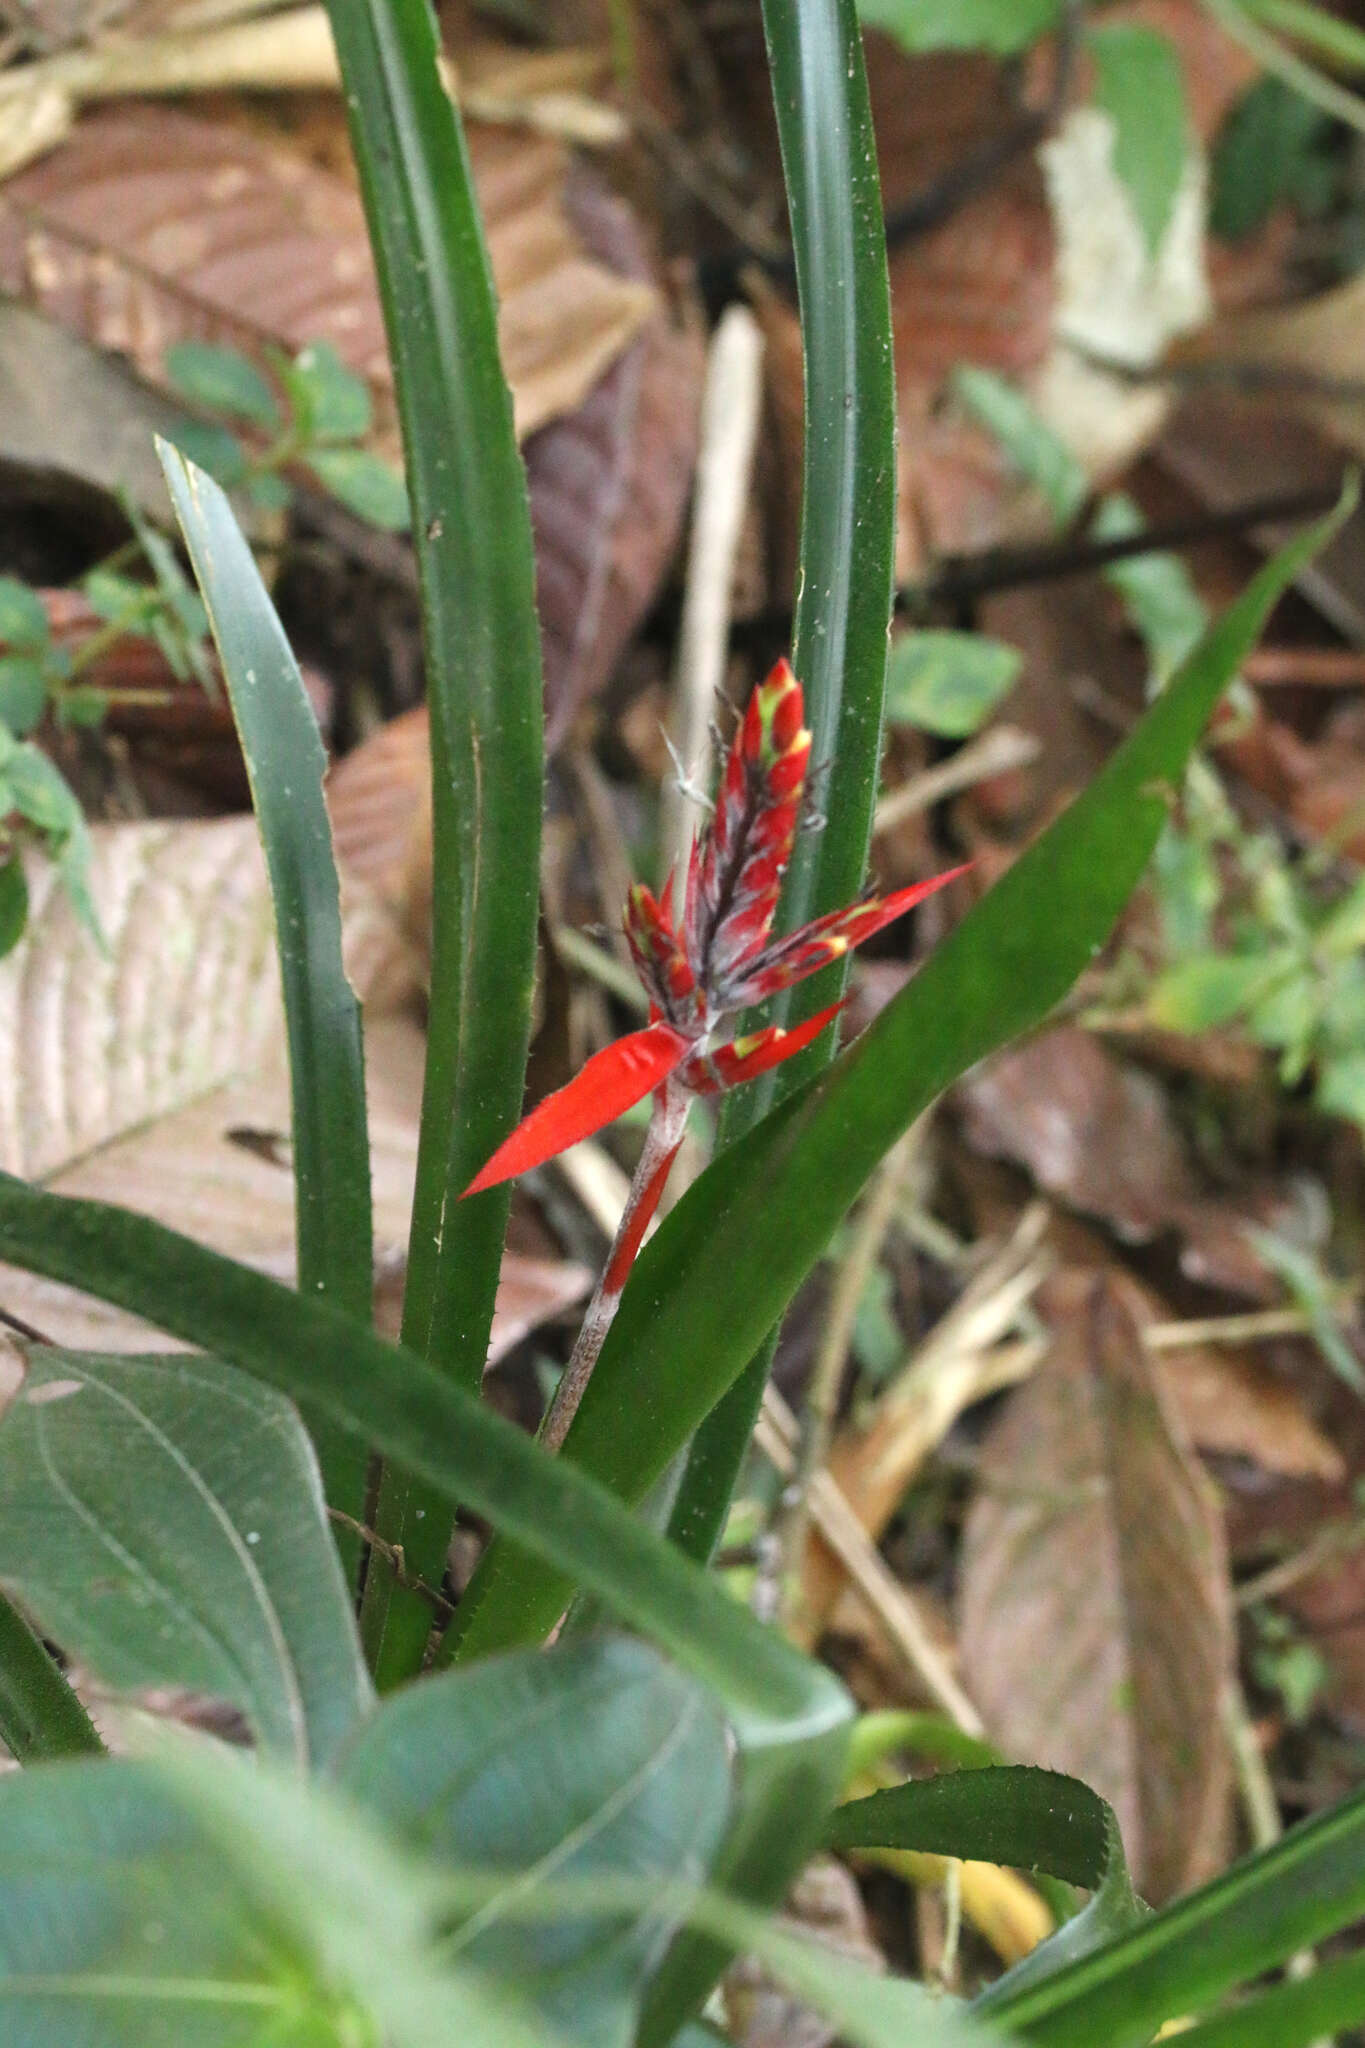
[466,656,963,1450]
[2,0,1365,2044]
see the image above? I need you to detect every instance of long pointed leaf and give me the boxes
[672,0,898,1563]
[0,1585,101,1762]
[324,0,545,1680]
[159,445,371,1550]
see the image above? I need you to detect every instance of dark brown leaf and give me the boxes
[528,171,704,743]
[959,1268,1234,1900]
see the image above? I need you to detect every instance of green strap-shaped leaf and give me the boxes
[160,444,372,1552]
[0,1348,373,1769]
[447,499,1350,1665]
[322,0,545,1685]
[0,1583,100,1762]
[1171,1948,1365,2048]
[977,1777,1365,2044]
[669,0,898,1567]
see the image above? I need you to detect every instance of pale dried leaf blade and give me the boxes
[0,1010,588,1366]
[0,816,280,1183]
[0,106,656,449]
[958,1269,1234,1900]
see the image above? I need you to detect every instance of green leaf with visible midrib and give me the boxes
[448,497,1350,1664]
[0,1348,372,1768]
[339,1636,733,2048]
[828,1764,1144,1996]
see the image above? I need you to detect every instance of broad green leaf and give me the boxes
[0,657,48,737]
[1318,1050,1365,1124]
[1172,1947,1365,2048]
[164,341,281,430]
[884,631,1021,737]
[0,857,26,958]
[165,418,250,488]
[287,341,372,442]
[340,1635,732,2048]
[0,734,97,936]
[829,1766,1144,1994]
[1148,950,1290,1031]
[247,468,293,513]
[1211,76,1336,241]
[451,500,1348,1660]
[81,567,148,623]
[0,1348,373,1768]
[161,444,372,1544]
[671,0,898,1594]
[855,0,1061,55]
[0,1751,555,2048]
[978,1778,1365,2044]
[828,1764,1122,1888]
[952,366,1088,523]
[0,1582,100,1761]
[1317,874,1365,954]
[0,576,50,652]
[1090,25,1190,259]
[0,1179,852,2034]
[323,0,544,1687]
[306,447,410,530]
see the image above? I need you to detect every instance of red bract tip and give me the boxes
[688,660,813,980]
[463,1021,690,1196]
[727,864,970,1008]
[680,1000,845,1094]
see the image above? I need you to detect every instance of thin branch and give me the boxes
[904,480,1346,613]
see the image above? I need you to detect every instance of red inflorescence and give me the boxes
[464,660,965,1197]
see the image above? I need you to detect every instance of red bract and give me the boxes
[465,659,964,1197]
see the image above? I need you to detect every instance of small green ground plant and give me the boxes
[0,2,1364,2044]
[0,336,405,958]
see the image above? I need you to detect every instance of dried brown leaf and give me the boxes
[0,820,585,1359]
[1156,1339,1343,1484]
[0,816,280,1182]
[0,105,655,449]
[959,1027,1292,1297]
[959,1268,1234,1900]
